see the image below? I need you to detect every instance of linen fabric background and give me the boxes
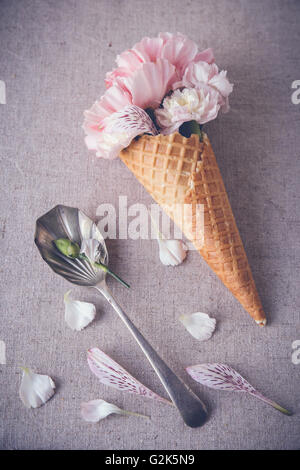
[0,0,299,450]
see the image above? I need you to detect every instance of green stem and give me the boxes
[121,410,150,420]
[189,120,202,136]
[251,391,292,416]
[179,120,203,139]
[79,253,130,289]
[95,262,130,289]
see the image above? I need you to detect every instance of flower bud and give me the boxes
[54,238,80,258]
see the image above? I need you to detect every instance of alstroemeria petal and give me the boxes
[186,363,256,392]
[87,105,158,160]
[80,399,148,422]
[64,291,96,331]
[186,363,292,415]
[179,312,216,341]
[105,105,158,137]
[87,348,171,404]
[19,368,55,408]
[157,238,187,266]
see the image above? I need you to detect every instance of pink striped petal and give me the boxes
[87,347,170,403]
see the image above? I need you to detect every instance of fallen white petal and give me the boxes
[158,239,187,266]
[179,312,216,341]
[80,399,148,422]
[19,368,55,408]
[64,290,96,331]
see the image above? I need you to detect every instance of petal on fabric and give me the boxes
[179,312,216,341]
[19,368,55,408]
[157,239,188,266]
[64,290,96,331]
[81,399,148,422]
[81,399,122,422]
[87,347,171,404]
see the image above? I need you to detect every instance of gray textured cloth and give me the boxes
[0,0,299,450]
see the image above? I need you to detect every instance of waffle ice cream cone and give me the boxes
[120,132,266,326]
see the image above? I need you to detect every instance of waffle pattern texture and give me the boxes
[120,132,266,324]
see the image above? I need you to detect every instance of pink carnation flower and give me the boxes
[155,61,233,134]
[155,88,221,135]
[176,60,233,111]
[83,33,231,159]
[105,32,214,88]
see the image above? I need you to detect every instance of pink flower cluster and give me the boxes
[83,33,233,159]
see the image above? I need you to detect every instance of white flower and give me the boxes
[80,399,148,422]
[19,368,55,408]
[156,59,233,134]
[179,312,216,341]
[64,290,96,331]
[155,87,220,135]
[80,238,102,264]
[78,210,104,243]
[78,211,107,266]
[158,238,187,266]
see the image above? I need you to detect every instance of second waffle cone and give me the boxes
[120,132,266,325]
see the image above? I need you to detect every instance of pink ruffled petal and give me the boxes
[116,49,143,71]
[158,31,174,42]
[100,84,132,113]
[122,59,177,109]
[105,67,131,88]
[193,47,215,64]
[209,70,233,97]
[179,61,213,88]
[161,34,198,74]
[133,36,164,62]
[83,83,133,138]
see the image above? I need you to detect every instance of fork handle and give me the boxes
[96,283,207,428]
